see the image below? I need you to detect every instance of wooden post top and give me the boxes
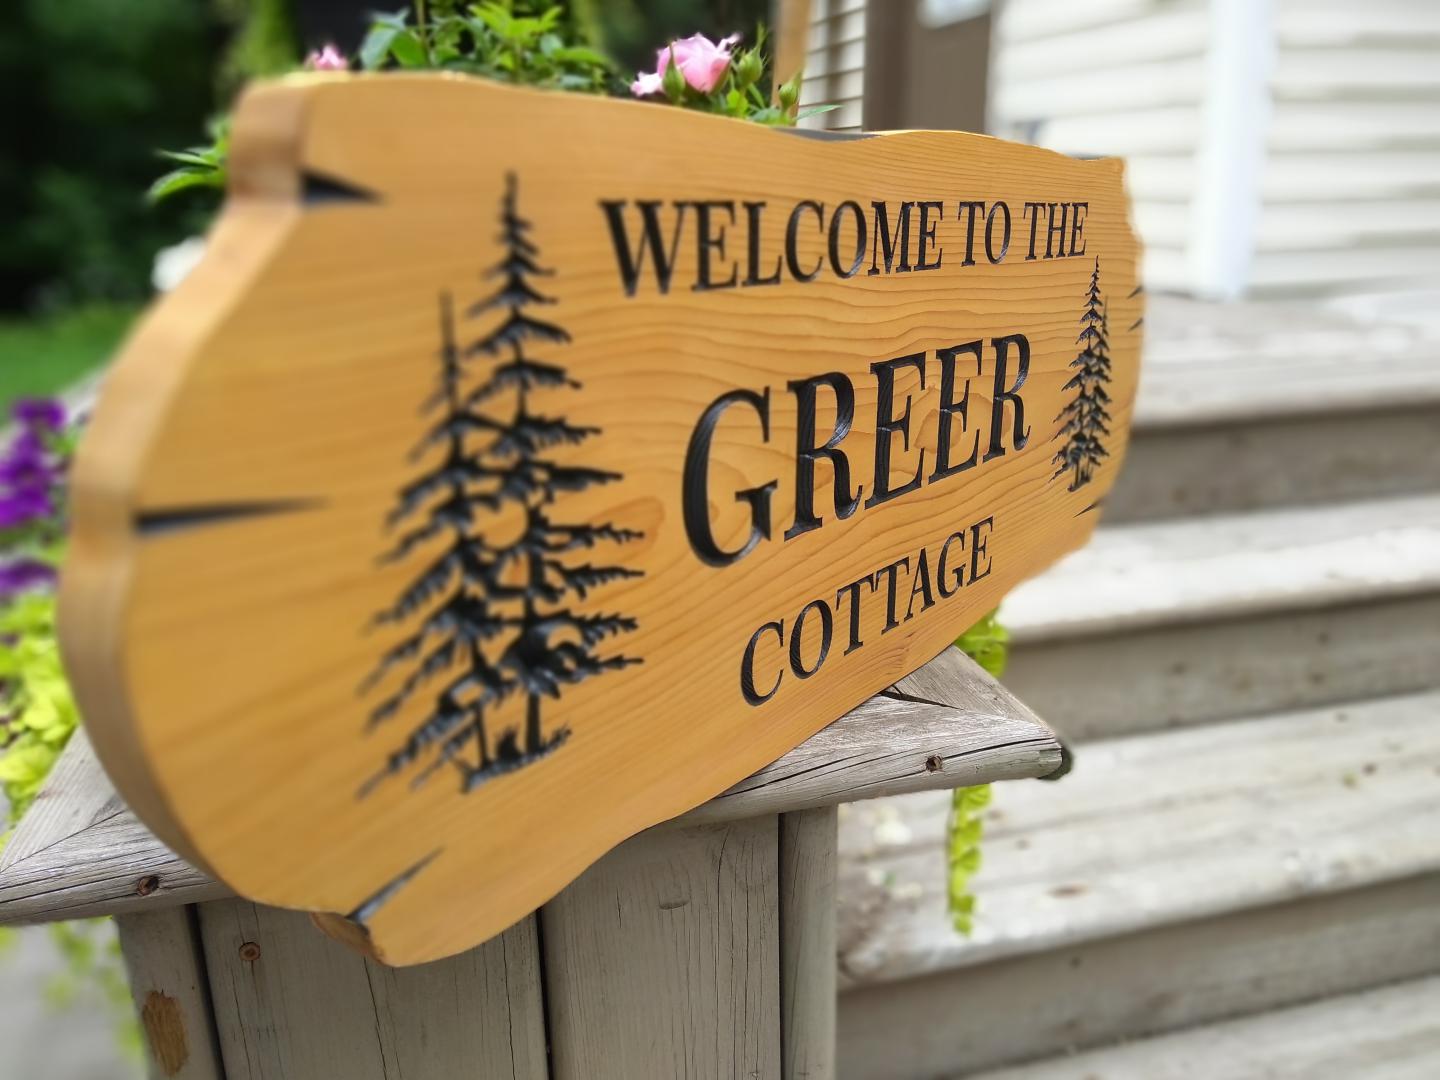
[0,645,1056,928]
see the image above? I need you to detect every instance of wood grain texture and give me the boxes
[60,73,1137,963]
[969,974,1440,1080]
[838,688,1440,987]
[780,806,837,1080]
[0,647,1058,926]
[838,873,1440,1079]
[542,815,782,1080]
[115,906,224,1080]
[198,898,547,1080]
[0,729,227,925]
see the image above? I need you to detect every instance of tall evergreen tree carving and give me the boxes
[362,174,643,796]
[1051,257,1113,491]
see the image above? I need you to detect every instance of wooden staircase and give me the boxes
[835,293,1440,1079]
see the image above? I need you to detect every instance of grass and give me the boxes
[0,305,137,418]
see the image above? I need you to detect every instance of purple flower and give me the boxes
[0,559,56,597]
[0,451,58,496]
[12,398,65,431]
[0,489,52,529]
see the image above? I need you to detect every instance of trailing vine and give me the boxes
[949,609,1011,934]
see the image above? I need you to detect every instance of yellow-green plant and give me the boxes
[0,400,136,1053]
[949,609,1011,934]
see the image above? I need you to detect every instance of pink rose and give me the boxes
[630,32,740,97]
[305,44,348,71]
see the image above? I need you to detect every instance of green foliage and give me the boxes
[148,117,231,204]
[643,24,827,127]
[0,409,137,1055]
[947,608,1011,935]
[0,592,75,840]
[153,2,824,206]
[1,0,220,309]
[954,607,1010,679]
[358,2,614,90]
[0,305,136,416]
[946,783,990,935]
[45,920,139,1057]
[216,0,302,90]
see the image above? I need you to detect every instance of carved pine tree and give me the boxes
[363,174,642,795]
[1051,257,1113,491]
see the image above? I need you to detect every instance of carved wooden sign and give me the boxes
[62,74,1142,965]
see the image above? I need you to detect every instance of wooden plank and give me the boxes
[62,72,1140,965]
[838,872,1440,1078]
[0,729,226,925]
[838,689,1440,986]
[115,906,224,1080]
[198,898,546,1080]
[780,806,837,1080]
[543,816,781,1079]
[0,647,1059,925]
[970,974,1440,1080]
[690,647,1061,822]
[0,727,112,872]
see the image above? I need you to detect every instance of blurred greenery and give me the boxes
[0,306,135,414]
[575,0,768,74]
[0,0,221,314]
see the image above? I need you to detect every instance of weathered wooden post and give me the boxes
[0,72,1139,1078]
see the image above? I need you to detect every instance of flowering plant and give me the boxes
[0,398,79,834]
[629,27,817,126]
[0,401,136,1053]
[152,3,824,205]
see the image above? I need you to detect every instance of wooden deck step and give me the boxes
[835,691,1440,1077]
[838,688,1440,985]
[1001,494,1440,739]
[1110,294,1440,522]
[965,974,1440,1080]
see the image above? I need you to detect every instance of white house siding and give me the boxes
[991,0,1440,298]
[1251,0,1440,294]
[798,0,868,132]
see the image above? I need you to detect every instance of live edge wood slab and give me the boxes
[59,73,1137,963]
[0,646,1058,927]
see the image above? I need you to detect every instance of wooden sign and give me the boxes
[61,74,1142,965]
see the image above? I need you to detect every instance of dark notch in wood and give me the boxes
[135,499,321,538]
[777,127,874,142]
[1077,498,1105,516]
[878,686,953,711]
[349,849,441,926]
[301,169,380,206]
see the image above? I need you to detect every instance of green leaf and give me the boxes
[955,609,1009,678]
[552,44,610,67]
[471,3,514,38]
[155,148,218,168]
[389,28,428,68]
[146,167,223,204]
[359,24,402,70]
